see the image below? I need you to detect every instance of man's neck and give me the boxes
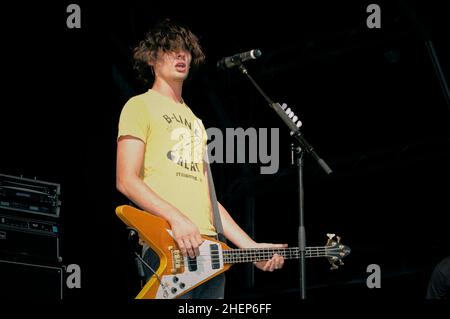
[152,78,184,104]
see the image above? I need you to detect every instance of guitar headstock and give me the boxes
[325,233,351,270]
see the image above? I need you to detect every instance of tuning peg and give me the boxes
[327,233,335,240]
[296,121,302,128]
[281,103,287,110]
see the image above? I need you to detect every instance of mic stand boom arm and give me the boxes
[237,64,332,174]
[237,63,333,299]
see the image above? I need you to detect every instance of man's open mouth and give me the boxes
[175,62,187,72]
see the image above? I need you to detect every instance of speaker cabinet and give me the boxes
[0,259,63,300]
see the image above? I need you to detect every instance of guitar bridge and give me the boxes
[168,246,184,274]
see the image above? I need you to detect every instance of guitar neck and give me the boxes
[222,247,330,264]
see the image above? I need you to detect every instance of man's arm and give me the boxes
[217,202,256,248]
[116,136,203,257]
[203,160,285,271]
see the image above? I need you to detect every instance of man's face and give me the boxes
[153,49,192,83]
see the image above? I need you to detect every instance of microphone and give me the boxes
[217,49,262,69]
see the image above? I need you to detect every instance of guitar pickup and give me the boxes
[187,256,197,272]
[210,244,220,269]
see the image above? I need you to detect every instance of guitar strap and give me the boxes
[205,152,227,243]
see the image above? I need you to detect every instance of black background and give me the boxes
[0,0,449,301]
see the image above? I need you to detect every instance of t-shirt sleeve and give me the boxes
[117,97,150,142]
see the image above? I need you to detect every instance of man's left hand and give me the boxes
[251,243,288,272]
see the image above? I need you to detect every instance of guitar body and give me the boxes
[116,205,351,299]
[116,205,231,299]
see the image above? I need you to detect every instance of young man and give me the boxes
[116,19,285,299]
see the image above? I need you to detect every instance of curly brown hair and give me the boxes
[133,19,205,84]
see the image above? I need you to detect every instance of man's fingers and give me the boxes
[278,257,285,268]
[193,238,201,257]
[177,233,203,257]
[187,236,203,257]
[191,235,203,256]
[272,254,284,270]
[177,239,187,257]
[264,259,275,272]
[177,237,194,258]
[183,239,196,258]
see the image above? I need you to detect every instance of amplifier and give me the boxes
[0,173,61,218]
[0,259,63,300]
[0,213,62,263]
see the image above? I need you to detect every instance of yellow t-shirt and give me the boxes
[118,90,216,236]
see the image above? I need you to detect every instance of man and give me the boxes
[116,19,285,299]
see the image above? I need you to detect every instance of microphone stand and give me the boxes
[236,62,333,299]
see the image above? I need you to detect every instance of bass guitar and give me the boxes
[116,205,351,299]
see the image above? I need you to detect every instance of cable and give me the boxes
[132,249,164,287]
[127,228,164,288]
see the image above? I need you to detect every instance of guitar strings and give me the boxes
[181,248,341,262]
[190,247,341,257]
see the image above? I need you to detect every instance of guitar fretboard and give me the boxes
[222,247,333,264]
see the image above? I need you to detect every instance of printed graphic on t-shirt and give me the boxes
[163,112,205,181]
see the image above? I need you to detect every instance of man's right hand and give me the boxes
[169,212,204,258]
